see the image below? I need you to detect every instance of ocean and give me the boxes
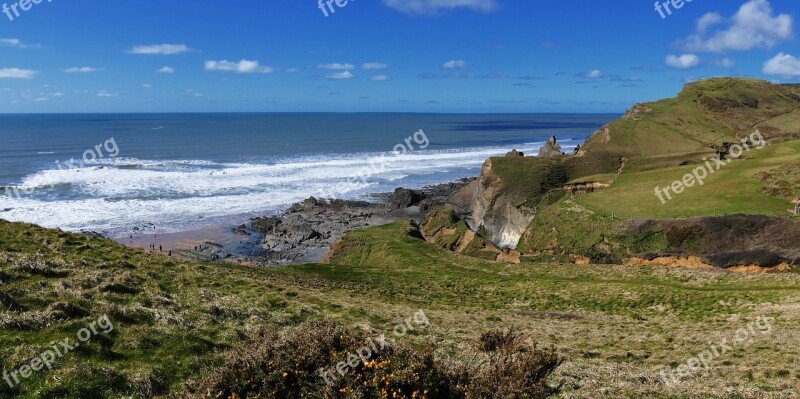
[0,113,617,236]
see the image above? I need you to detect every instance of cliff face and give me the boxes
[466,159,535,249]
[448,153,620,249]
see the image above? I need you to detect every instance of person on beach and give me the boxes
[159,245,162,252]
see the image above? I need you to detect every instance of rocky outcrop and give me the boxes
[506,149,524,157]
[387,188,426,209]
[621,103,653,120]
[538,136,563,157]
[449,159,535,249]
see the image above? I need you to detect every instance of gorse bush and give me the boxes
[186,322,561,399]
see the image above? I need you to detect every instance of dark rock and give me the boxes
[418,198,435,212]
[538,136,563,158]
[232,224,250,236]
[505,149,524,157]
[387,187,426,209]
[251,216,282,234]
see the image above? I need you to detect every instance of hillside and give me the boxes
[441,78,800,261]
[3,219,800,397]
[582,78,800,161]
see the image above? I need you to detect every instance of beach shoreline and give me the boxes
[112,177,476,265]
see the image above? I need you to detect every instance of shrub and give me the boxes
[186,322,561,399]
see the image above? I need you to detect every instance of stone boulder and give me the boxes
[387,187,426,209]
[251,216,282,234]
[538,136,563,157]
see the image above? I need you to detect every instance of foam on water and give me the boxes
[0,140,576,236]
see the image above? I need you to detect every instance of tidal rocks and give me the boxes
[251,181,473,266]
[387,188,426,210]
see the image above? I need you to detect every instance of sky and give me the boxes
[0,0,797,113]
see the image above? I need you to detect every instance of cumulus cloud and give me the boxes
[317,63,355,70]
[665,54,701,69]
[325,71,354,80]
[156,66,175,74]
[205,60,274,74]
[763,53,800,78]
[682,0,792,53]
[583,69,604,79]
[696,13,723,33]
[128,44,192,55]
[714,58,736,68]
[97,90,119,97]
[0,68,36,79]
[442,60,467,69]
[362,62,389,70]
[65,67,101,73]
[384,0,498,15]
[0,38,40,49]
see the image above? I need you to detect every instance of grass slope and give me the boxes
[4,219,800,397]
[579,140,800,218]
[583,78,800,159]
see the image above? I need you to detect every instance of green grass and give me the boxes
[3,220,800,397]
[578,140,800,219]
[583,78,800,159]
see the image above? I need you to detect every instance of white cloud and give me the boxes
[35,97,48,102]
[128,44,192,55]
[665,54,701,69]
[156,66,175,74]
[97,90,119,97]
[142,84,152,89]
[696,13,723,33]
[285,68,299,73]
[65,67,101,73]
[384,0,498,15]
[205,60,274,74]
[52,92,64,97]
[763,53,800,78]
[0,68,36,79]
[714,58,736,68]
[371,75,391,81]
[317,63,355,70]
[0,38,40,49]
[362,62,389,70]
[583,69,604,79]
[683,0,793,53]
[442,60,467,69]
[325,71,354,80]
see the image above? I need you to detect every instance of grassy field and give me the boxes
[578,139,800,219]
[3,219,800,397]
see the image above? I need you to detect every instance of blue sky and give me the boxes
[0,0,797,113]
